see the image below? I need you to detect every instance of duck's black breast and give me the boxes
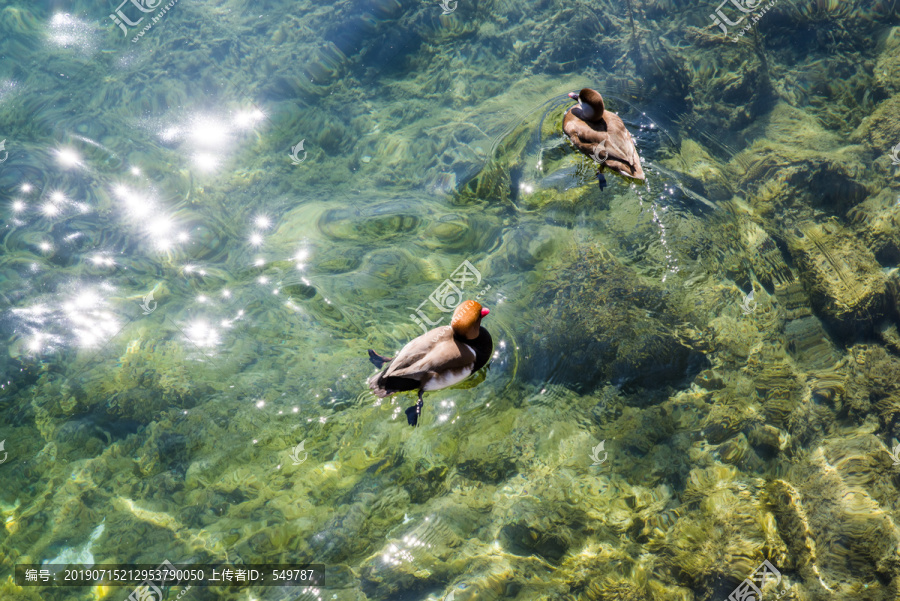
[471,326,493,371]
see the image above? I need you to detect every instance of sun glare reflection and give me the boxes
[48,13,98,54]
[12,285,120,354]
[55,147,82,169]
[184,320,221,348]
[154,105,267,175]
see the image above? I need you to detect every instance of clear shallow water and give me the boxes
[2,1,900,600]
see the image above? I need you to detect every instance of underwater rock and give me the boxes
[404,461,449,504]
[853,94,900,167]
[668,30,770,133]
[701,400,756,445]
[457,452,517,485]
[739,220,795,289]
[358,515,464,599]
[847,188,900,266]
[653,464,786,597]
[660,139,734,201]
[529,245,706,392]
[738,104,869,217]
[747,424,788,456]
[786,220,888,337]
[769,440,900,597]
[844,345,900,432]
[0,578,43,601]
[498,498,583,563]
[874,27,900,97]
[783,315,841,371]
[618,406,675,456]
[693,370,726,391]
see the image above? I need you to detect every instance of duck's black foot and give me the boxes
[597,172,607,191]
[405,399,423,426]
[368,349,392,368]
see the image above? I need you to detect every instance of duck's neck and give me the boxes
[576,101,596,121]
[452,324,481,340]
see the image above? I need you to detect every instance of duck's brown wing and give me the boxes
[603,112,645,180]
[384,339,476,380]
[381,326,475,380]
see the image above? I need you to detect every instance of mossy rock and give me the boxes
[527,245,706,392]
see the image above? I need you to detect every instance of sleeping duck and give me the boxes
[563,87,646,190]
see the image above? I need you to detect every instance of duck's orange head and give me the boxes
[568,88,605,120]
[450,300,489,339]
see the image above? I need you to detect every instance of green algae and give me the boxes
[3,0,900,600]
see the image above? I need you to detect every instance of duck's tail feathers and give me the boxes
[367,374,391,398]
[368,349,392,368]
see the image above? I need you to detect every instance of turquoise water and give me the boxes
[2,0,900,600]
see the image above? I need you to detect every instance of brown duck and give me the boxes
[367,300,493,426]
[563,88,646,190]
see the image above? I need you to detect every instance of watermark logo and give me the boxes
[740,289,757,315]
[888,443,900,466]
[289,440,308,465]
[126,559,176,601]
[109,0,179,43]
[140,290,157,315]
[0,440,7,465]
[891,143,900,166]
[0,140,8,163]
[710,0,777,41]
[439,0,458,14]
[590,139,609,165]
[589,440,607,466]
[409,260,491,333]
[290,140,307,165]
[726,559,789,600]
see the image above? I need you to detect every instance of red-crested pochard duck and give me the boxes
[368,300,493,426]
[563,88,646,190]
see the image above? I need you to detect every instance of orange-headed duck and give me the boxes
[563,87,646,190]
[368,300,493,426]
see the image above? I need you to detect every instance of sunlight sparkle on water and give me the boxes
[234,108,266,129]
[91,256,115,266]
[147,217,173,237]
[190,117,231,148]
[59,289,121,348]
[113,185,152,218]
[27,335,45,353]
[48,13,97,54]
[192,152,219,172]
[55,147,82,169]
[160,126,181,142]
[185,320,220,347]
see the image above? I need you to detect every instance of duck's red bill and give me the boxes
[481,308,490,317]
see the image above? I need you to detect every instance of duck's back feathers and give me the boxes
[563,102,645,182]
[367,325,492,397]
